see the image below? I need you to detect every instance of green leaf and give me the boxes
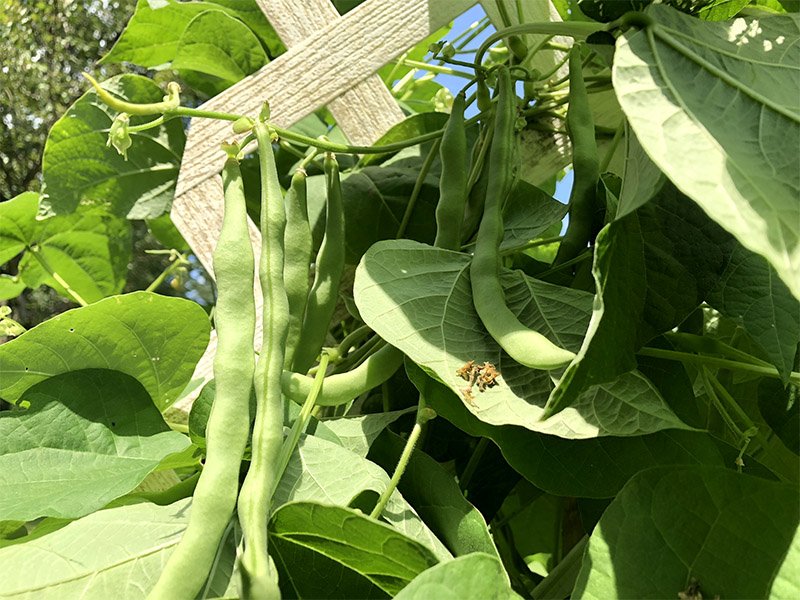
[0,499,190,599]
[614,5,800,298]
[0,370,189,521]
[395,552,521,600]
[171,10,267,86]
[274,433,451,561]
[360,113,449,167]
[615,129,667,219]
[0,292,210,411]
[573,467,800,599]
[707,244,800,384]
[407,361,723,498]
[0,274,25,301]
[493,181,568,253]
[0,192,131,303]
[269,502,439,597]
[771,525,800,599]
[312,408,416,457]
[547,182,734,415]
[355,240,688,438]
[369,429,501,560]
[102,0,278,67]
[41,74,185,219]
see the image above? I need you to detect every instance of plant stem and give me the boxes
[270,352,330,499]
[459,437,489,493]
[399,58,473,78]
[476,22,606,66]
[369,397,435,519]
[598,121,624,173]
[145,252,187,293]
[637,347,800,386]
[29,247,88,306]
[396,139,440,239]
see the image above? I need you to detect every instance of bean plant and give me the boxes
[0,1,798,599]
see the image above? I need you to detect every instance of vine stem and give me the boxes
[370,398,436,519]
[396,139,440,239]
[638,347,800,386]
[269,352,330,500]
[29,247,88,306]
[459,437,489,493]
[144,251,188,293]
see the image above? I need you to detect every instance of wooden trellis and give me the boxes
[170,0,566,411]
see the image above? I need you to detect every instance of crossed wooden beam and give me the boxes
[169,0,476,410]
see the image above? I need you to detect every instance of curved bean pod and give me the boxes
[149,157,255,600]
[237,121,287,600]
[282,344,403,407]
[470,67,575,370]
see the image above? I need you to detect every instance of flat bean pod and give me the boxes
[291,154,346,373]
[237,121,287,600]
[470,67,576,371]
[434,92,468,250]
[554,44,602,266]
[149,157,255,600]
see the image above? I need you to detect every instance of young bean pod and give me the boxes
[434,92,468,250]
[83,72,180,116]
[553,44,602,266]
[149,157,255,600]
[282,344,403,407]
[237,121,287,600]
[282,168,312,369]
[470,67,576,370]
[291,154,346,374]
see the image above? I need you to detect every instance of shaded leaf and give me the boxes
[0,370,189,521]
[614,5,800,297]
[573,467,800,599]
[0,292,210,411]
[41,74,185,219]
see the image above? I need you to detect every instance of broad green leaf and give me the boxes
[395,553,521,600]
[0,370,189,521]
[487,181,568,253]
[407,361,723,498]
[0,292,210,410]
[338,167,439,263]
[355,240,689,438]
[41,74,185,219]
[274,432,451,561]
[102,0,280,67]
[360,113,449,167]
[573,467,800,599]
[171,10,267,86]
[0,498,190,599]
[615,129,667,219]
[313,408,416,457]
[614,5,800,298]
[770,525,800,599]
[0,192,131,303]
[547,182,734,415]
[369,429,501,560]
[707,244,800,384]
[269,502,439,597]
[0,274,25,301]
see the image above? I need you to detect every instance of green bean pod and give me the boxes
[470,67,576,371]
[237,122,287,600]
[282,344,403,407]
[282,168,312,369]
[434,92,468,250]
[554,44,602,266]
[149,158,255,600]
[291,154,346,373]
